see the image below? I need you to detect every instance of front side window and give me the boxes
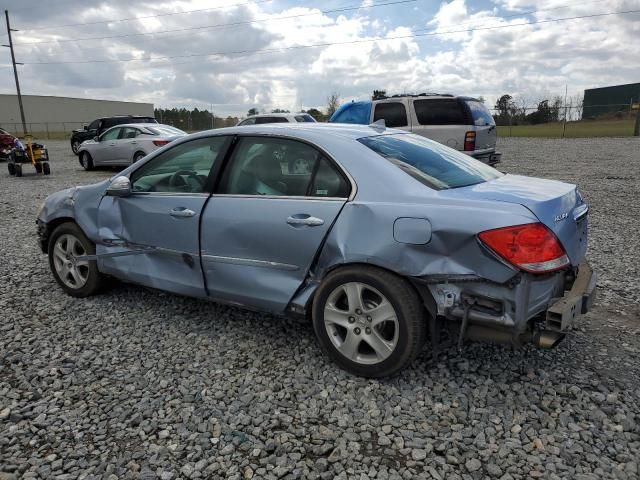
[88,120,100,130]
[295,114,316,123]
[373,102,408,128]
[238,118,256,126]
[358,133,501,190]
[131,137,227,193]
[100,128,121,141]
[219,137,349,198]
[413,99,467,126]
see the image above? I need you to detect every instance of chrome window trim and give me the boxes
[209,193,347,202]
[129,192,210,198]
[201,254,299,271]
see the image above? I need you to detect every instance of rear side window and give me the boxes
[358,134,501,190]
[373,102,408,128]
[254,117,290,124]
[238,118,256,126]
[466,101,495,126]
[414,99,467,125]
[134,117,157,124]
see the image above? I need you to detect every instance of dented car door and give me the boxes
[96,136,229,297]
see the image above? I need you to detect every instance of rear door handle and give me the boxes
[170,207,196,218]
[287,215,324,227]
[130,141,137,145]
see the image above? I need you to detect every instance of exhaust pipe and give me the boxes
[533,330,565,349]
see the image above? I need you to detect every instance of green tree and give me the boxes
[372,90,387,100]
[326,92,340,118]
[247,108,259,117]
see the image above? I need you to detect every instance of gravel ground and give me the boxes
[1,137,639,480]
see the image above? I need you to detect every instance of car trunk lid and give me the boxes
[441,174,588,265]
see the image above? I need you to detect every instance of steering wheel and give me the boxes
[168,170,203,192]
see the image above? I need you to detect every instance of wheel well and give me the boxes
[133,150,146,161]
[41,217,76,253]
[303,262,437,320]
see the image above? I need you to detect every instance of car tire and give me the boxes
[14,164,22,177]
[42,162,51,175]
[133,151,146,163]
[7,162,15,176]
[35,162,43,174]
[80,151,94,171]
[48,222,105,298]
[312,265,427,378]
[71,139,81,155]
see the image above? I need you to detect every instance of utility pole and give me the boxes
[561,84,568,138]
[211,103,214,129]
[3,10,27,136]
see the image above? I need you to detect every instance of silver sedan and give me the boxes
[77,123,186,170]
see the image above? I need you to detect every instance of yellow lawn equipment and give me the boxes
[7,134,51,177]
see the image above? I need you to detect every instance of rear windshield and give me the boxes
[466,101,495,126]
[146,125,186,136]
[358,134,502,190]
[254,116,289,124]
[330,102,372,124]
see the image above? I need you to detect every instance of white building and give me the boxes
[0,94,154,135]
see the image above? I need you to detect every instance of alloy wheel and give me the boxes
[324,282,399,365]
[52,234,90,289]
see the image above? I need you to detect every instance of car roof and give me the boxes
[191,122,405,141]
[244,113,296,119]
[105,123,181,130]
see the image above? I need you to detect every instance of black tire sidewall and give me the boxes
[81,152,93,170]
[312,267,425,378]
[48,223,103,298]
[134,152,145,163]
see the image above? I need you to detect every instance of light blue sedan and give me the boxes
[37,124,596,377]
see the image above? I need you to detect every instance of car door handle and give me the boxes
[286,215,324,227]
[108,142,116,146]
[170,207,196,218]
[130,141,137,144]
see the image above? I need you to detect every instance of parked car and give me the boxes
[330,94,502,165]
[0,127,18,161]
[37,124,595,377]
[70,115,158,155]
[237,112,317,126]
[77,123,186,170]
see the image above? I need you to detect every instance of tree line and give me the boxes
[492,94,584,126]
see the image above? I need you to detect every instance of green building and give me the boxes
[583,82,640,119]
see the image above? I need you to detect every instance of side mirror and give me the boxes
[83,125,88,130]
[106,176,131,197]
[93,136,100,142]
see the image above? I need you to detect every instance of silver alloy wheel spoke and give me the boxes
[366,299,396,326]
[53,234,89,289]
[324,281,399,365]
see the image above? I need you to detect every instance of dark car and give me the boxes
[70,116,157,155]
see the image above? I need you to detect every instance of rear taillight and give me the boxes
[478,223,569,273]
[153,140,170,146]
[464,131,476,151]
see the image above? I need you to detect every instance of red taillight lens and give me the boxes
[464,131,476,151]
[478,223,569,273]
[153,140,170,146]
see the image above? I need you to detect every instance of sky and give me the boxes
[0,0,639,116]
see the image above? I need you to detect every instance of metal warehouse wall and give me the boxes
[583,82,640,119]
[0,94,154,133]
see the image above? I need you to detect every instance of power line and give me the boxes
[13,0,417,45]
[17,0,275,32]
[20,9,640,66]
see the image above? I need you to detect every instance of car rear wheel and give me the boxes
[48,222,105,297]
[312,266,426,377]
[7,162,15,176]
[80,151,94,171]
[133,151,146,163]
[71,140,80,155]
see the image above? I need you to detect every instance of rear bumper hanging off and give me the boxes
[545,261,597,332]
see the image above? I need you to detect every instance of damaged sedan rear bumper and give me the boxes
[420,261,596,348]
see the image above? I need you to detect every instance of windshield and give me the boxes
[146,125,186,136]
[358,134,502,190]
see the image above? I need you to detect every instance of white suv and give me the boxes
[237,113,317,126]
[330,94,501,165]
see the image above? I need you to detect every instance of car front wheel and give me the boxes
[80,151,94,171]
[48,222,105,297]
[312,266,427,377]
[71,140,80,155]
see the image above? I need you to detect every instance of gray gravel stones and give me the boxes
[1,138,640,478]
